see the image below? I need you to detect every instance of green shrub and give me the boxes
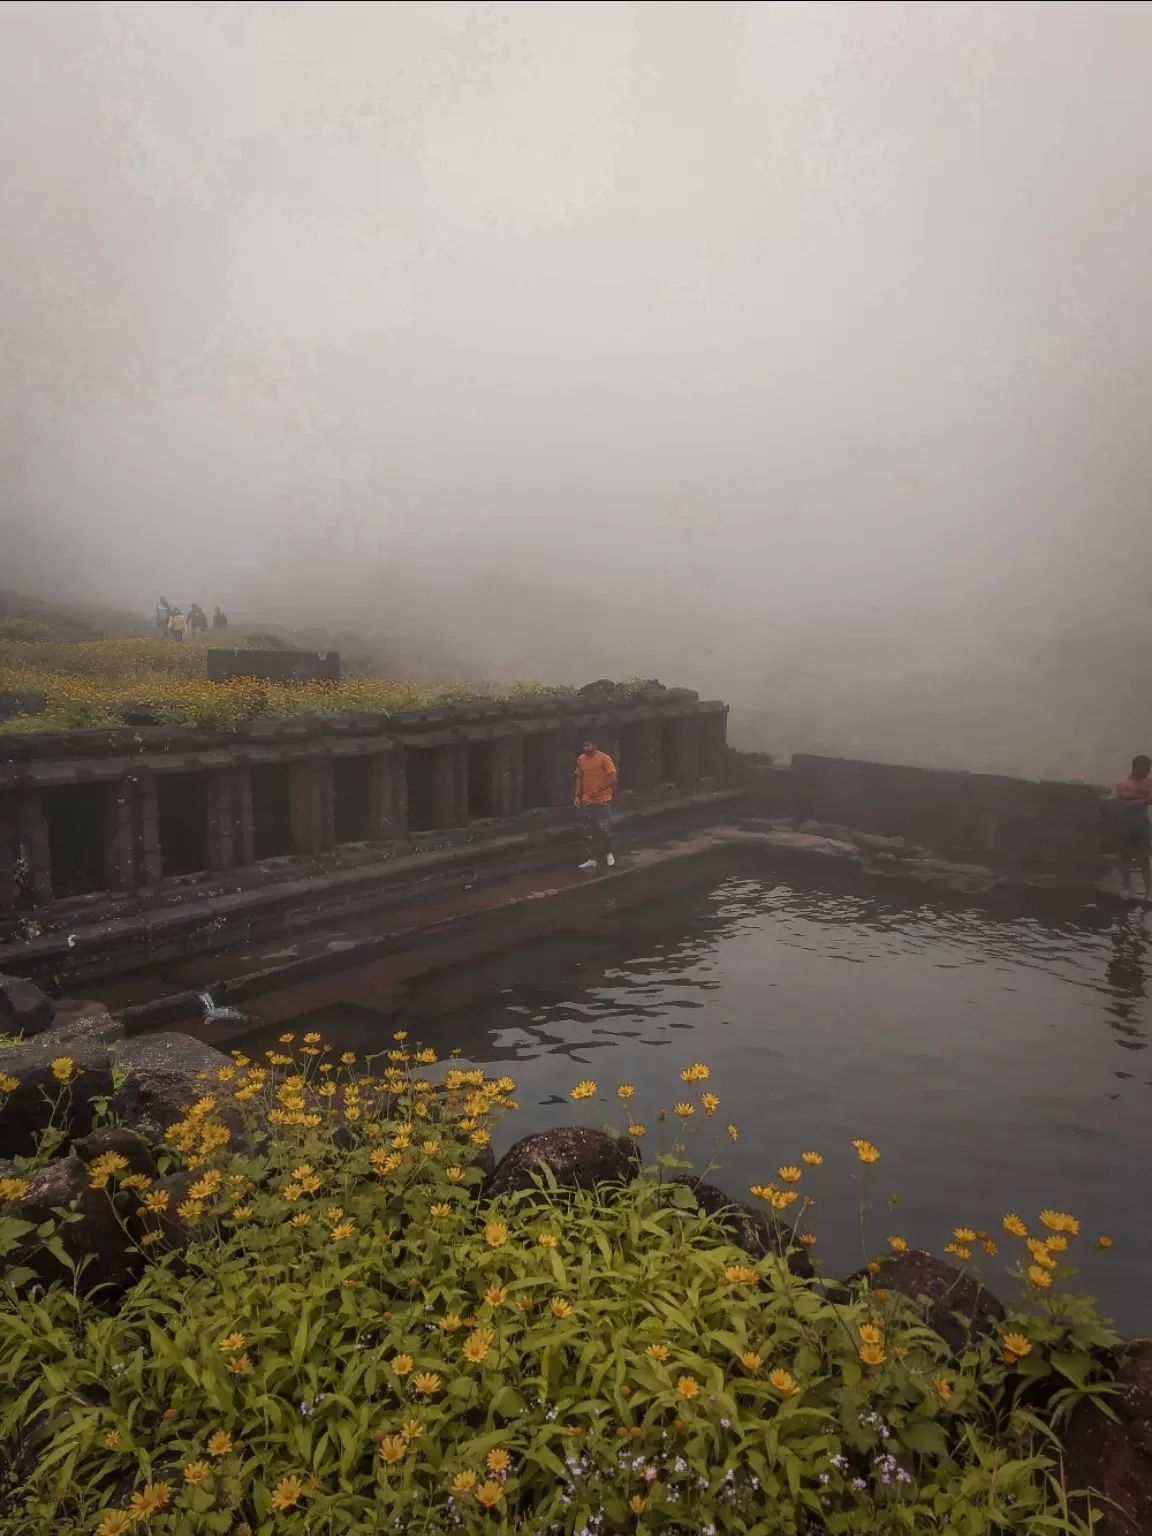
[0,1051,1120,1534]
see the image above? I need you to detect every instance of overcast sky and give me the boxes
[3,1,1151,769]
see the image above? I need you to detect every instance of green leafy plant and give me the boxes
[0,1049,1122,1534]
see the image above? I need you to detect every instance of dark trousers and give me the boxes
[580,802,613,867]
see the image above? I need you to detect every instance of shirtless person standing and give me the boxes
[1115,754,1152,901]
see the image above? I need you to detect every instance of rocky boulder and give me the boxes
[7,1155,142,1296]
[667,1175,814,1280]
[0,974,54,1039]
[850,1249,1005,1353]
[73,1126,159,1183]
[485,1126,640,1198]
[0,1033,115,1160]
[48,1001,124,1048]
[112,1032,243,1142]
[1063,1344,1152,1536]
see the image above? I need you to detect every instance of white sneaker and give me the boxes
[606,853,615,867]
[579,859,597,870]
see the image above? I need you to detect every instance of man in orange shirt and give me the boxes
[1115,754,1152,901]
[574,738,617,871]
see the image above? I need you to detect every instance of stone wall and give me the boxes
[737,751,1109,875]
[0,693,727,921]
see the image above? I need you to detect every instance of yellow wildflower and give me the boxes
[0,1073,17,1094]
[50,1056,75,1084]
[701,1092,720,1115]
[484,1286,508,1307]
[934,1375,952,1401]
[954,1227,977,1242]
[0,1177,29,1202]
[431,1202,452,1217]
[128,1485,171,1518]
[801,1151,823,1165]
[87,1151,129,1188]
[674,1101,695,1117]
[739,1351,763,1370]
[96,1516,131,1536]
[853,1139,880,1163]
[858,1324,882,1346]
[391,1354,414,1376]
[778,1165,802,1183]
[769,1368,798,1396]
[725,1265,759,1284]
[627,1124,646,1137]
[207,1431,233,1458]
[226,1355,250,1375]
[538,1232,559,1247]
[451,1470,477,1492]
[887,1235,908,1252]
[475,1481,503,1509]
[617,1084,635,1099]
[289,1213,310,1229]
[183,1461,209,1485]
[446,1166,466,1183]
[486,1449,511,1474]
[728,1124,739,1140]
[570,1080,597,1100]
[414,1372,442,1395]
[378,1436,407,1465]
[646,1343,670,1361]
[219,1333,245,1353]
[484,1222,509,1248]
[676,1375,700,1398]
[330,1221,355,1241]
[442,1314,463,1331]
[859,1344,886,1366]
[1098,1235,1113,1249]
[270,1475,304,1510]
[463,1328,494,1363]
[1040,1210,1079,1235]
[551,1296,574,1318]
[1002,1213,1028,1237]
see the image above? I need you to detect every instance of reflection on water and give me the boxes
[252,867,1152,1329]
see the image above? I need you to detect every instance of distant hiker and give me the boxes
[212,605,228,630]
[574,738,617,872]
[187,603,207,635]
[168,607,186,641]
[1114,754,1152,901]
[156,596,170,633]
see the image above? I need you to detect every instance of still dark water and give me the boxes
[239,867,1152,1330]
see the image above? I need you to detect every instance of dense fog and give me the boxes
[3,0,1151,781]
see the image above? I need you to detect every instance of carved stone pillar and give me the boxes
[673,715,701,787]
[289,758,334,855]
[432,745,460,829]
[489,735,523,819]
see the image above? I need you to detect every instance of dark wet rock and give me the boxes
[112,1032,243,1142]
[0,1034,114,1160]
[1117,1345,1152,1423]
[73,1126,159,1182]
[1064,1399,1152,1536]
[48,1000,124,1048]
[1058,1345,1152,1535]
[848,1250,1005,1353]
[667,1175,814,1280]
[485,1126,640,1198]
[11,1155,142,1296]
[0,974,54,1038]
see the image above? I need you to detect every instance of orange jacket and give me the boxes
[575,750,617,805]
